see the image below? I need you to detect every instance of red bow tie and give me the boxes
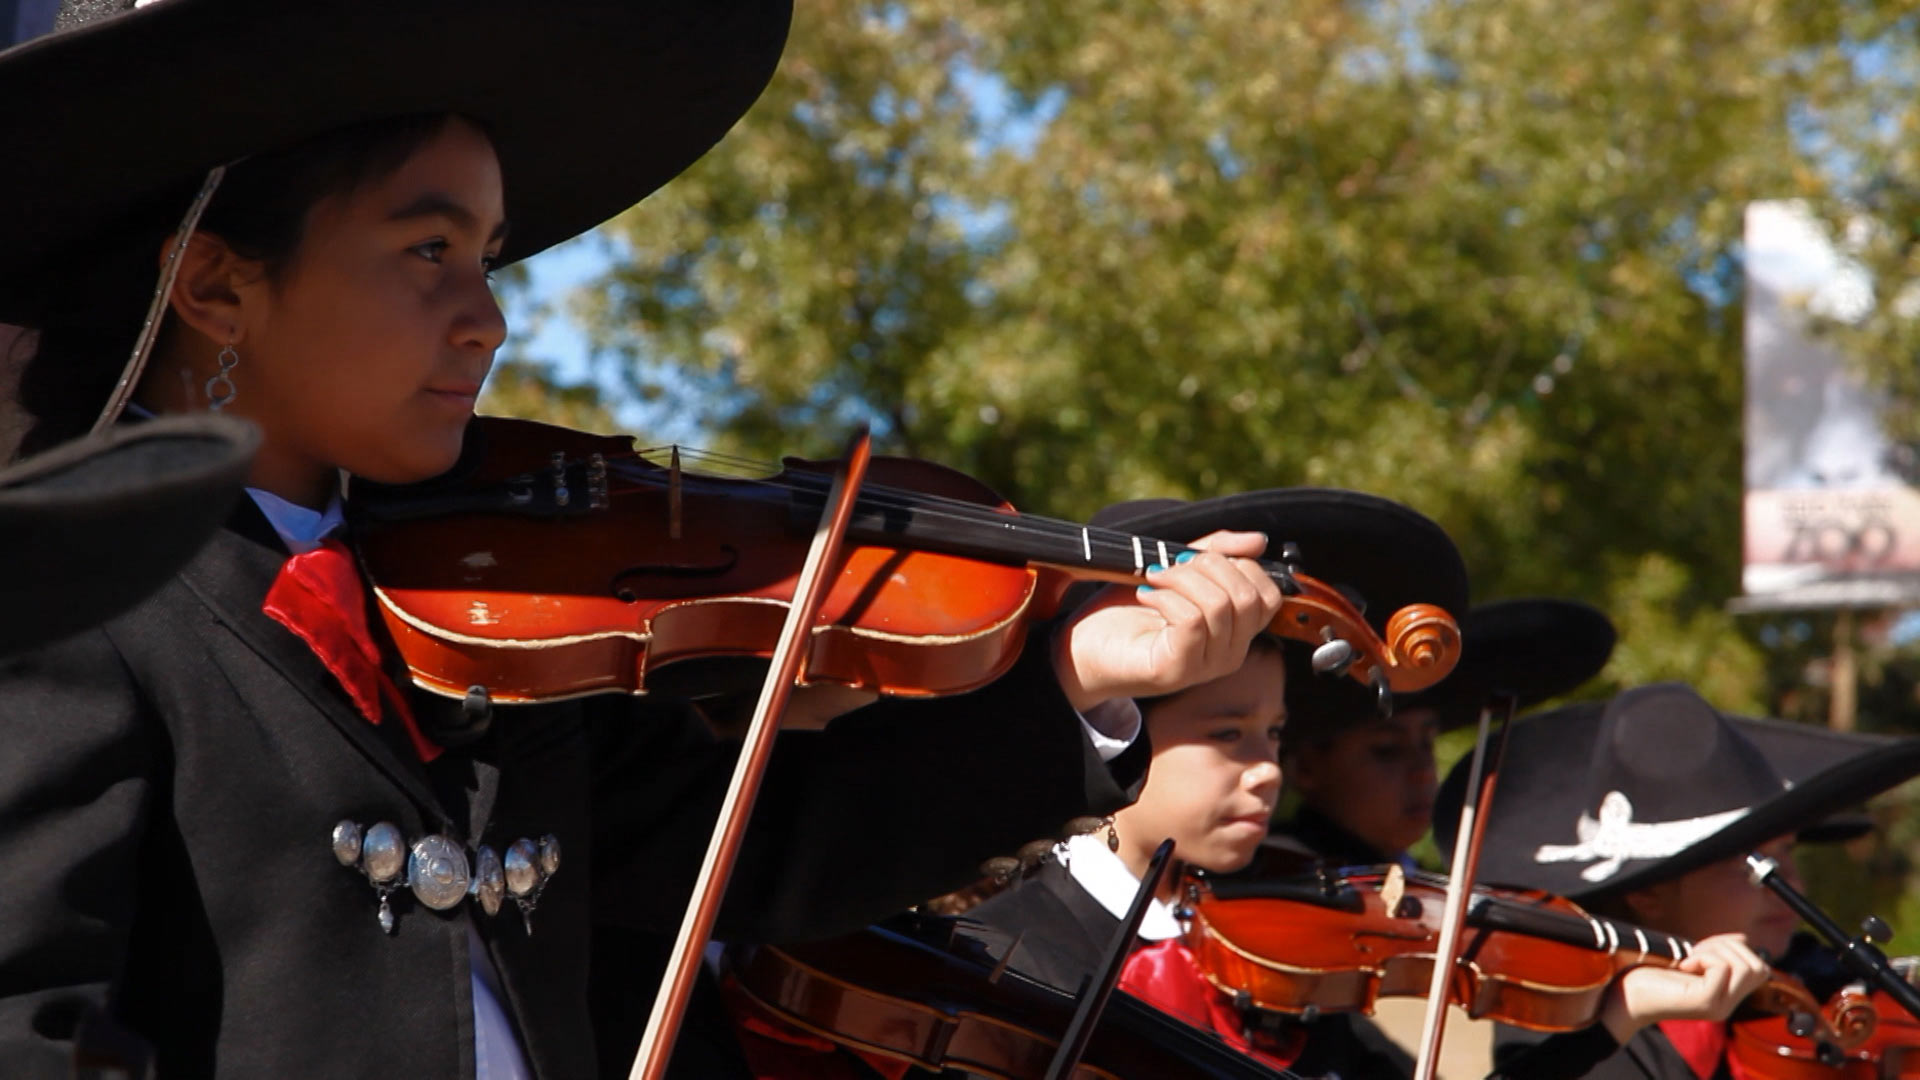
[263,539,441,762]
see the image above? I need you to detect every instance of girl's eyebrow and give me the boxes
[387,191,511,243]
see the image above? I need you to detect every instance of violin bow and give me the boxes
[1411,691,1519,1080]
[1043,837,1179,1080]
[628,427,875,1080]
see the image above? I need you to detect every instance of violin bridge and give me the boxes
[669,446,683,541]
[1380,863,1407,919]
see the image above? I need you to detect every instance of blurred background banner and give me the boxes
[1741,201,1920,612]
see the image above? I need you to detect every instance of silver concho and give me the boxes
[472,846,505,917]
[331,821,364,867]
[361,822,407,884]
[408,835,472,911]
[330,820,558,934]
[504,839,540,897]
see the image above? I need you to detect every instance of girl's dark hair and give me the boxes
[15,113,473,456]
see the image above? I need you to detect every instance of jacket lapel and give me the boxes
[177,512,449,821]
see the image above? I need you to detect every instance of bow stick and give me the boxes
[1411,692,1518,1080]
[629,427,875,1080]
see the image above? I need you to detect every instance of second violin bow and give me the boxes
[1412,692,1519,1080]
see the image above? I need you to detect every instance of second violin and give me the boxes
[1182,867,1876,1054]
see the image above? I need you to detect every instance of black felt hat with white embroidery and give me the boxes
[0,413,257,653]
[1434,683,1920,903]
[1390,598,1616,733]
[0,0,791,323]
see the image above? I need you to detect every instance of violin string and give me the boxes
[602,451,1228,570]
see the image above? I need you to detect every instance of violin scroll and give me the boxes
[1383,604,1463,692]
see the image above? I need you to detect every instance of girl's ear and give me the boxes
[164,232,257,347]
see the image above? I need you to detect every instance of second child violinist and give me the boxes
[1443,683,1920,1080]
[961,492,1774,1079]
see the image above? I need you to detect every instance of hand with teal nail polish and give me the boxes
[1052,528,1282,712]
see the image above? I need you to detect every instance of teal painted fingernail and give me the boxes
[1175,551,1197,565]
[1137,583,1157,594]
[1146,562,1166,574]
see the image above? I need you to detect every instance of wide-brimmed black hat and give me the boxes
[1391,598,1616,733]
[0,0,791,323]
[1,413,258,653]
[1434,683,1920,902]
[1091,488,1470,720]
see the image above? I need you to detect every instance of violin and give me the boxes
[1182,867,1875,1052]
[348,416,1462,705]
[725,913,1296,1079]
[1730,959,1920,1078]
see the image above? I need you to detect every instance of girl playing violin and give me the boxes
[1443,683,1920,1080]
[959,495,1774,1080]
[0,3,1294,1077]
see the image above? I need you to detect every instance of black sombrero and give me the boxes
[1392,598,1616,733]
[1434,683,1920,903]
[1090,489,1470,726]
[0,0,791,323]
[1,413,258,653]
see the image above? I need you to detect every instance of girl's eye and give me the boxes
[482,252,502,281]
[411,239,449,263]
[1209,728,1242,744]
[1267,726,1285,743]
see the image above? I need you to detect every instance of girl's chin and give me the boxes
[1192,839,1263,876]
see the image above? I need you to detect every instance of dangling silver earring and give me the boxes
[205,343,239,411]
[1105,816,1120,853]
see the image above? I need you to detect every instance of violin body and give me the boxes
[728,916,1291,1079]
[1187,868,1616,1031]
[354,418,1045,703]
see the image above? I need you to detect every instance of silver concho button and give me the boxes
[472,846,505,917]
[408,835,472,911]
[537,834,562,877]
[331,821,364,867]
[504,838,540,897]
[361,822,406,884]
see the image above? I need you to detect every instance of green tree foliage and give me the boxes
[548,0,1920,935]
[575,0,1920,709]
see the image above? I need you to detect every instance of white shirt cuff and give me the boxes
[1077,698,1143,763]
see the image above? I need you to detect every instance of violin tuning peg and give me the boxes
[1862,915,1894,944]
[1372,669,1393,717]
[1787,1010,1818,1039]
[1279,541,1302,567]
[1816,1041,1845,1067]
[1310,638,1355,675]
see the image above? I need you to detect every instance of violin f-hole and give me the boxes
[611,545,742,599]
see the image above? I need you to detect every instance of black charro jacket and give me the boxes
[0,504,1146,1079]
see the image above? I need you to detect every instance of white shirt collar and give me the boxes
[1056,833,1185,941]
[247,487,345,554]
